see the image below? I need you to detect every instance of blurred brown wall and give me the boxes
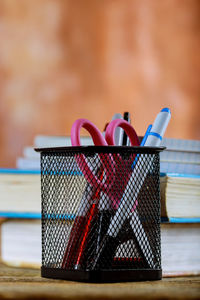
[0,0,200,168]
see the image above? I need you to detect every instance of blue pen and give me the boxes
[140,125,152,146]
[131,124,152,168]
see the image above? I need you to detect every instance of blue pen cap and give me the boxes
[161,108,171,114]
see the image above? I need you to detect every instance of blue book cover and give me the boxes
[160,172,200,179]
[0,168,40,175]
[161,217,200,223]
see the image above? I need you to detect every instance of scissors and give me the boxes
[71,118,140,209]
[61,118,140,270]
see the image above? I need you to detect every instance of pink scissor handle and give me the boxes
[71,119,115,191]
[105,119,140,146]
[71,119,107,146]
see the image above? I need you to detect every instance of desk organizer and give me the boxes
[36,146,163,282]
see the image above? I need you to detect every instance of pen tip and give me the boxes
[161,108,171,114]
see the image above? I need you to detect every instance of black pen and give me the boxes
[122,112,131,146]
[93,192,114,257]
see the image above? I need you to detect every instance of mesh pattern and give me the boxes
[41,147,161,272]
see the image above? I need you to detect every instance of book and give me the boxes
[0,168,86,218]
[161,137,200,152]
[160,161,200,176]
[16,157,40,170]
[160,138,200,175]
[23,146,40,159]
[160,173,200,219]
[1,219,199,277]
[160,148,200,164]
[34,135,71,148]
[16,135,93,170]
[161,221,200,277]
[0,219,41,268]
[34,135,93,148]
[20,137,200,174]
[0,169,41,219]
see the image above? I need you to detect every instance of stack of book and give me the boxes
[1,134,92,267]
[160,137,200,175]
[0,168,41,268]
[16,135,93,170]
[0,136,199,276]
[17,136,200,174]
[160,138,200,277]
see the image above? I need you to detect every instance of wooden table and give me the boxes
[0,264,199,299]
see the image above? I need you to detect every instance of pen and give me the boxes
[122,112,131,146]
[73,167,104,270]
[145,108,171,147]
[94,191,114,257]
[61,182,95,269]
[93,115,124,257]
[92,114,122,261]
[111,113,124,146]
[62,158,101,269]
[140,125,152,146]
[90,108,171,269]
[131,124,153,168]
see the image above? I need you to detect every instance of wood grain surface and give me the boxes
[0,264,199,300]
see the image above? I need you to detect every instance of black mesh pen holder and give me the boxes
[36,145,164,282]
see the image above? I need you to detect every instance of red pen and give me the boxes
[61,182,96,269]
[73,168,104,270]
[62,168,103,269]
